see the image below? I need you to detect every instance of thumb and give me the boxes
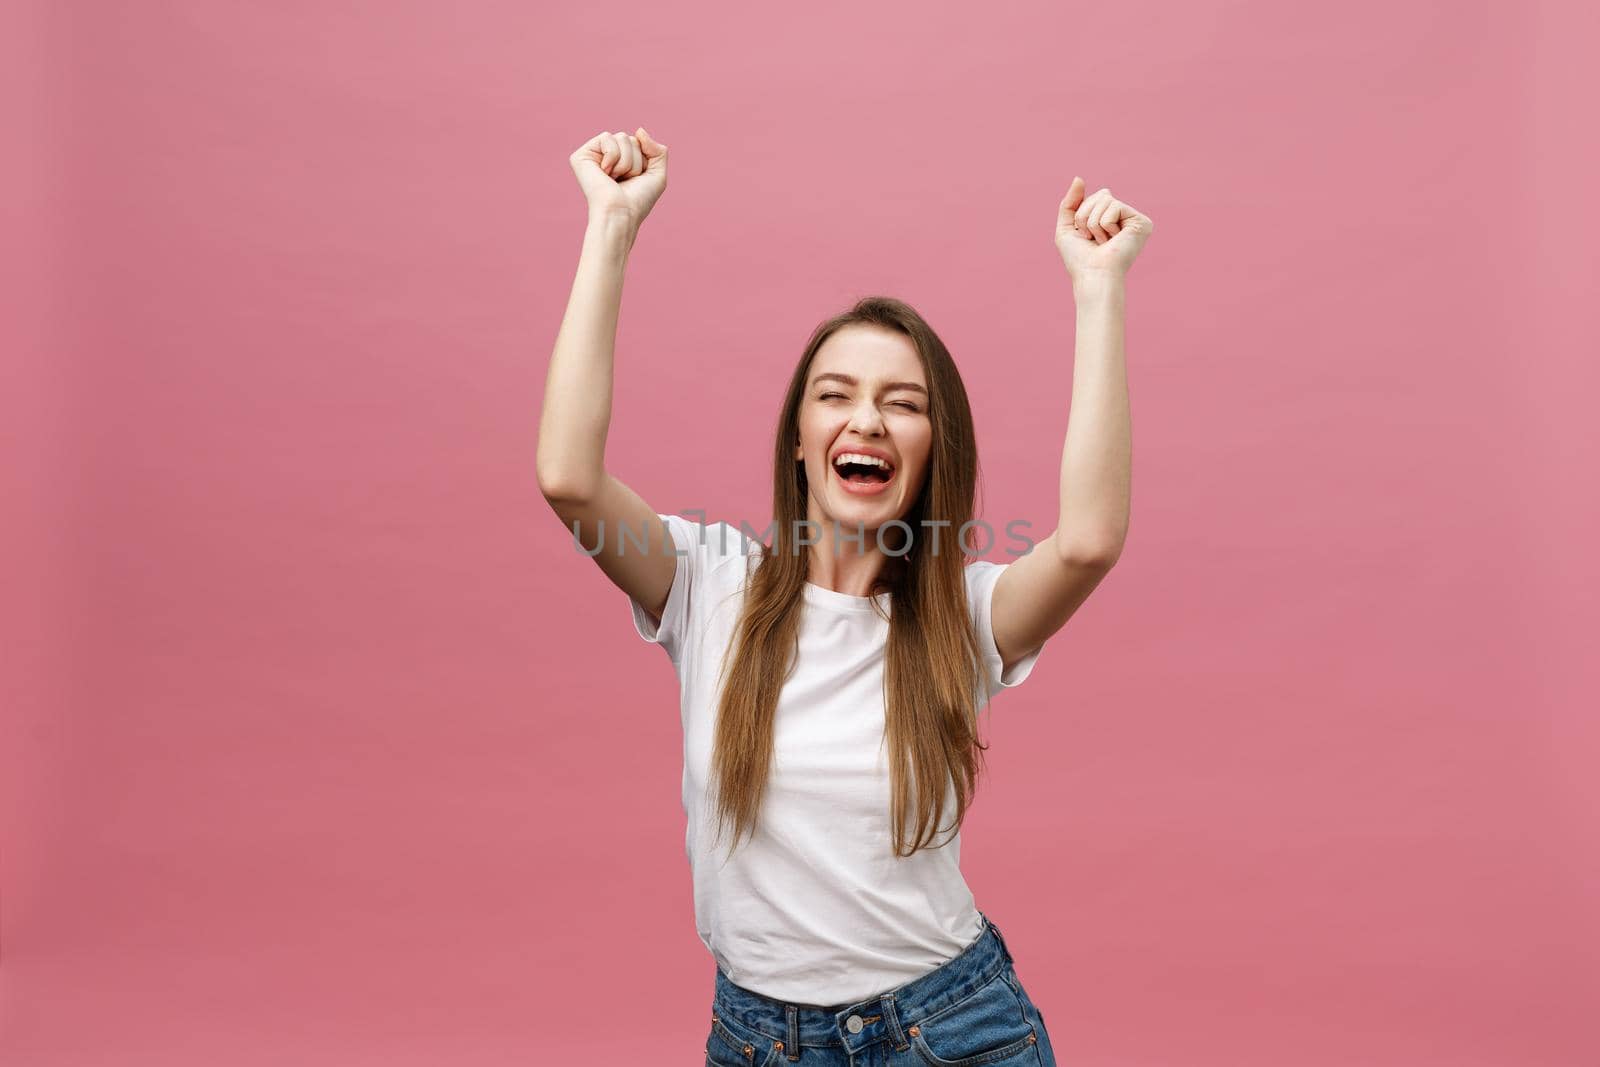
[636,126,668,159]
[1059,175,1086,214]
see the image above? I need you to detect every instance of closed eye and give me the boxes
[820,392,922,412]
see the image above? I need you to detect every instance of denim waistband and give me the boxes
[711,910,1017,1058]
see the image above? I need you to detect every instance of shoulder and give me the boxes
[962,557,1008,602]
[963,555,1046,699]
[657,515,762,574]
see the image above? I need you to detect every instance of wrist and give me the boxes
[585,211,640,259]
[588,206,641,231]
[1069,270,1127,301]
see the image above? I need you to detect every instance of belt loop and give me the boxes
[984,911,1016,964]
[785,1003,800,1061]
[881,993,910,1052]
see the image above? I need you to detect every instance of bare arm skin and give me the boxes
[989,179,1155,675]
[536,130,678,626]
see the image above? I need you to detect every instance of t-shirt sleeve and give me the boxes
[965,558,1046,704]
[627,513,747,668]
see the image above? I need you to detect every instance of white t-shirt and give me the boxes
[627,513,1046,1005]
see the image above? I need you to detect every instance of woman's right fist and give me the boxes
[570,128,669,223]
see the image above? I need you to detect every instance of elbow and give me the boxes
[1056,535,1123,569]
[536,460,600,504]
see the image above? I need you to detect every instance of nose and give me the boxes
[846,400,886,436]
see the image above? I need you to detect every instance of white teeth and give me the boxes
[833,452,892,470]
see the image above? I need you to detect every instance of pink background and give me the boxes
[5,1,1597,1064]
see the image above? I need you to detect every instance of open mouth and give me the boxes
[832,453,896,492]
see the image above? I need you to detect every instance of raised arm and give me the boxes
[988,177,1155,674]
[536,128,680,624]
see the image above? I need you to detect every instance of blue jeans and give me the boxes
[705,911,1057,1066]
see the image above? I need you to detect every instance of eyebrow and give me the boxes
[809,372,928,396]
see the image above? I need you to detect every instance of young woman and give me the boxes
[539,127,1153,1067]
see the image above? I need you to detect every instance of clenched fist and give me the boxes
[1055,176,1154,281]
[570,127,669,224]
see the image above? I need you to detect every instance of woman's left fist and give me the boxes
[1054,176,1154,281]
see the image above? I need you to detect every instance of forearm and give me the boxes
[536,211,640,499]
[1055,272,1131,561]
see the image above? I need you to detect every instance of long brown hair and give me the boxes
[707,296,999,859]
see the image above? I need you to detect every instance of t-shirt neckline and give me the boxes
[802,580,891,614]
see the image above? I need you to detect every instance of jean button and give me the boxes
[845,1014,864,1034]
